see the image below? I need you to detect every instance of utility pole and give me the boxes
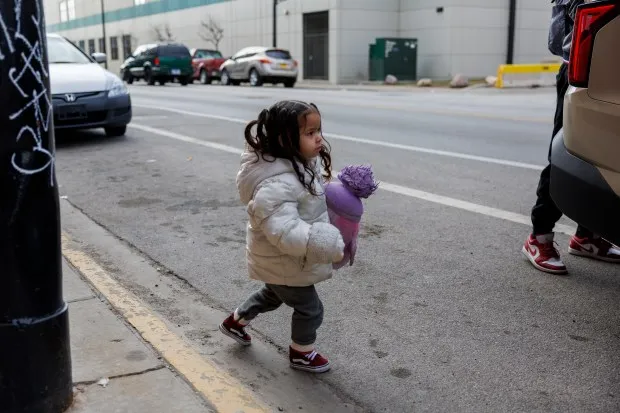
[0,0,73,412]
[101,0,108,68]
[273,0,277,47]
[506,0,517,64]
[272,0,286,48]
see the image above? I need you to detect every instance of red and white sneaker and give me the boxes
[289,347,330,373]
[522,234,568,275]
[569,236,620,263]
[219,313,251,346]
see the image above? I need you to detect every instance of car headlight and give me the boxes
[107,76,128,98]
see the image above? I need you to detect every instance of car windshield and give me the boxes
[266,49,292,60]
[47,36,92,64]
[196,49,223,59]
[158,45,191,58]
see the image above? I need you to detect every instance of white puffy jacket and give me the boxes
[236,149,344,287]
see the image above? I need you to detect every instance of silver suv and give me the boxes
[219,47,298,88]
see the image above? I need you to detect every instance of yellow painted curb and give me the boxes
[61,233,271,413]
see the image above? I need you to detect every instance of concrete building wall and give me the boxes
[43,0,556,83]
[399,0,453,79]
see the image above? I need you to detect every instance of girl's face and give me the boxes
[298,111,323,160]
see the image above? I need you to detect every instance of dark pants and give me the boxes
[236,284,324,346]
[531,63,592,238]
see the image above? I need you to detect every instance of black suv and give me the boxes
[120,43,193,86]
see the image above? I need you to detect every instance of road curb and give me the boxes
[61,232,271,413]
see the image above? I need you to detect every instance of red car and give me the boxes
[190,48,227,84]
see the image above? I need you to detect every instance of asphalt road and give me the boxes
[55,83,620,413]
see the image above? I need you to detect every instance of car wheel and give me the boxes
[200,69,212,85]
[220,70,231,85]
[123,71,134,84]
[180,76,189,86]
[249,69,263,87]
[158,79,166,86]
[145,69,156,86]
[284,80,296,88]
[105,126,127,137]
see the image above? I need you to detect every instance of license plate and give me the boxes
[57,105,87,120]
[171,69,181,75]
[279,63,289,69]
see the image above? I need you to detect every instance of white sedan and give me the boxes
[47,33,132,137]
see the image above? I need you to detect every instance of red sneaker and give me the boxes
[569,236,620,263]
[522,234,568,275]
[289,347,330,373]
[219,313,251,346]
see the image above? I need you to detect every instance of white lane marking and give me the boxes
[133,103,246,123]
[128,122,575,236]
[130,123,240,154]
[379,182,575,235]
[132,103,545,171]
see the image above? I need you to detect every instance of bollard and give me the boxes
[0,0,73,412]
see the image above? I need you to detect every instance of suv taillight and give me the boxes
[154,57,160,66]
[569,1,619,87]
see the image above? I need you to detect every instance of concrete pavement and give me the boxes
[63,259,215,413]
[55,83,620,413]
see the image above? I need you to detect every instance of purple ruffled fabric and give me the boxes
[337,165,379,199]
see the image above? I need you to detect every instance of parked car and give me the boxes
[550,0,620,245]
[191,48,227,84]
[47,33,131,137]
[219,46,298,87]
[120,43,193,86]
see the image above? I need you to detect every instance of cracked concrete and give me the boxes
[63,260,214,412]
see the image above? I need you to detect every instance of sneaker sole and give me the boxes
[521,246,569,275]
[568,247,620,263]
[290,362,331,374]
[219,323,252,346]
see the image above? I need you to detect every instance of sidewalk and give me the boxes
[62,259,214,413]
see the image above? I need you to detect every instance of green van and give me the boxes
[120,43,193,86]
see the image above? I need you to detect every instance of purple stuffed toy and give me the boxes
[324,165,379,269]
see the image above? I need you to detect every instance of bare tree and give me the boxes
[199,16,224,50]
[153,24,175,42]
[165,24,175,42]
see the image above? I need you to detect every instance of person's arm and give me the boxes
[250,179,344,263]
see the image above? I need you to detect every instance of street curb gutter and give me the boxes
[61,233,271,413]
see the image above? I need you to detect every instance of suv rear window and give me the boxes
[266,49,292,60]
[158,45,191,57]
[196,49,223,59]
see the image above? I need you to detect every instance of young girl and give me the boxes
[220,100,345,373]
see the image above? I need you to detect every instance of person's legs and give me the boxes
[235,284,284,322]
[531,63,569,236]
[220,285,283,345]
[267,284,330,373]
[524,63,571,274]
[267,284,323,347]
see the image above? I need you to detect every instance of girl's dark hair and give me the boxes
[244,100,332,196]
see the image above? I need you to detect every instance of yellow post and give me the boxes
[495,63,562,88]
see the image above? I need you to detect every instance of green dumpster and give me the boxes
[369,38,418,81]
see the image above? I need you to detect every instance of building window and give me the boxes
[98,38,106,54]
[59,0,75,22]
[88,39,95,55]
[59,1,67,22]
[78,40,85,51]
[122,35,132,59]
[110,36,119,60]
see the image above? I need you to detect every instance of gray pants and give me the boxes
[236,284,324,346]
